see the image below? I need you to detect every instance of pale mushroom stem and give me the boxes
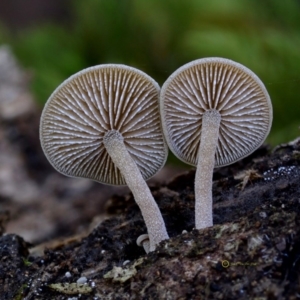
[195,110,221,229]
[103,130,169,252]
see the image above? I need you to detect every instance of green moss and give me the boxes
[13,284,28,300]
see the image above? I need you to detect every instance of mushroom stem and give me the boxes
[195,110,221,229]
[103,130,169,251]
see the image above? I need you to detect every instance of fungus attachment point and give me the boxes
[160,57,272,230]
[40,64,169,252]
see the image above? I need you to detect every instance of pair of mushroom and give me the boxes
[40,58,272,253]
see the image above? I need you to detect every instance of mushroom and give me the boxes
[160,57,272,229]
[40,64,169,252]
[136,234,150,254]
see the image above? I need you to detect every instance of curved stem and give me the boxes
[103,130,169,251]
[195,110,221,229]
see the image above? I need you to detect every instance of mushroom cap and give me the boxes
[136,234,149,246]
[160,57,273,167]
[40,64,168,185]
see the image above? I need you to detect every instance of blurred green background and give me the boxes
[0,0,299,148]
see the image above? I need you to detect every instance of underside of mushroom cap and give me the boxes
[160,57,273,167]
[40,64,168,185]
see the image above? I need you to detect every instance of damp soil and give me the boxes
[1,134,300,299]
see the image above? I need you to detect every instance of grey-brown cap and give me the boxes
[160,57,273,167]
[40,64,168,185]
